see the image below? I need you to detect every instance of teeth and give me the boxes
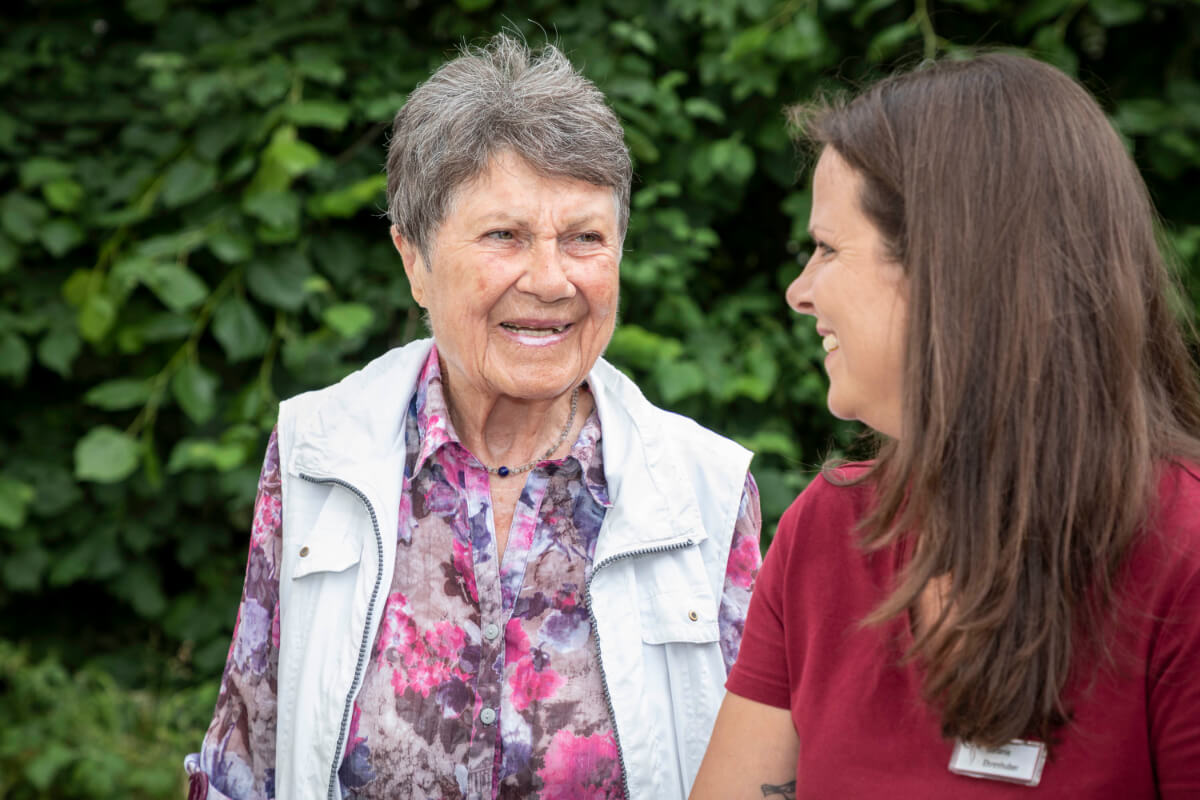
[822,333,840,353]
[503,323,564,335]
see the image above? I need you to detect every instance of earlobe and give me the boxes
[391,225,426,307]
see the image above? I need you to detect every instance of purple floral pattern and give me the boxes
[191,347,761,799]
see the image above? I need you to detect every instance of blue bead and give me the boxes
[498,466,510,477]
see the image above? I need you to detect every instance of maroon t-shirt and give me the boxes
[728,463,1200,798]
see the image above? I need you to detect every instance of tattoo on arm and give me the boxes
[760,781,796,799]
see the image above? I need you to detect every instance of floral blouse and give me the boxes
[189,348,762,800]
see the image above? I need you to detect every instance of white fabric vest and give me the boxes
[273,339,752,799]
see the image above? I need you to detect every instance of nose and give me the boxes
[786,255,816,315]
[517,239,576,302]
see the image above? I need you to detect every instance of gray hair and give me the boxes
[385,33,633,265]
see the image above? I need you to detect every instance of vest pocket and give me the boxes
[290,484,366,579]
[639,589,720,644]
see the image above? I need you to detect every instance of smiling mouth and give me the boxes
[501,322,570,336]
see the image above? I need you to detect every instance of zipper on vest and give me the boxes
[298,474,386,800]
[584,538,694,800]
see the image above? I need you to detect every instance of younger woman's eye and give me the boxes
[815,240,836,257]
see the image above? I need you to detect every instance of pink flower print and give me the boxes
[509,656,563,711]
[451,538,478,602]
[270,604,280,650]
[536,730,622,800]
[506,620,531,664]
[726,529,761,590]
[425,621,467,660]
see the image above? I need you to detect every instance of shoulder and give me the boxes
[770,463,877,567]
[1133,461,1200,585]
[281,339,432,420]
[589,357,750,465]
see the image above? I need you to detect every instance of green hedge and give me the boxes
[2,0,1199,796]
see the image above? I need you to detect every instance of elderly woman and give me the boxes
[186,33,761,800]
[691,54,1200,798]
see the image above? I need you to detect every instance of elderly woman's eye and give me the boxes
[487,230,515,241]
[574,232,601,244]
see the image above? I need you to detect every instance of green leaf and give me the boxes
[293,47,346,86]
[144,263,209,311]
[455,0,494,10]
[126,0,169,23]
[0,476,35,529]
[137,312,193,342]
[167,437,248,473]
[162,157,218,208]
[135,228,208,258]
[683,97,726,123]
[172,360,219,424]
[42,178,85,212]
[75,426,141,483]
[243,190,301,229]
[39,218,85,256]
[322,302,375,338]
[1031,27,1079,75]
[264,125,324,175]
[247,249,312,310]
[306,174,387,219]
[0,332,31,381]
[2,536,49,590]
[84,377,153,410]
[709,137,756,184]
[606,324,683,369]
[212,295,270,361]
[0,233,17,273]
[655,360,706,404]
[282,100,351,130]
[852,0,900,27]
[208,230,255,263]
[37,326,81,376]
[78,293,117,341]
[867,19,919,62]
[111,561,167,618]
[1015,0,1075,32]
[1090,0,1143,26]
[19,157,73,188]
[1,192,49,243]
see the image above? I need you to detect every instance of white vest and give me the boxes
[273,339,752,799]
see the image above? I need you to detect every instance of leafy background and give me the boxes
[2,0,1199,795]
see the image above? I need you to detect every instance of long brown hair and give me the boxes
[792,54,1200,748]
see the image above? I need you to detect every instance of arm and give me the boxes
[690,692,799,800]
[1153,570,1200,797]
[698,486,801,798]
[184,430,284,800]
[718,473,763,671]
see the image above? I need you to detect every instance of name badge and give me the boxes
[948,738,1047,787]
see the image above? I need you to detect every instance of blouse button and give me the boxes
[299,546,310,557]
[688,610,699,622]
[483,622,500,641]
[480,707,497,725]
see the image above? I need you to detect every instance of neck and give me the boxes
[441,373,589,471]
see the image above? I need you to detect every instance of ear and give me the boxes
[391,224,427,308]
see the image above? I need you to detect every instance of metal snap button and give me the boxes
[688,610,699,622]
[299,546,310,557]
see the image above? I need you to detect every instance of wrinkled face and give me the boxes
[786,148,908,438]
[395,151,621,403]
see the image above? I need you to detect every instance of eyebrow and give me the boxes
[473,212,608,230]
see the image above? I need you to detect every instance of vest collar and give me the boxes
[284,338,708,556]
